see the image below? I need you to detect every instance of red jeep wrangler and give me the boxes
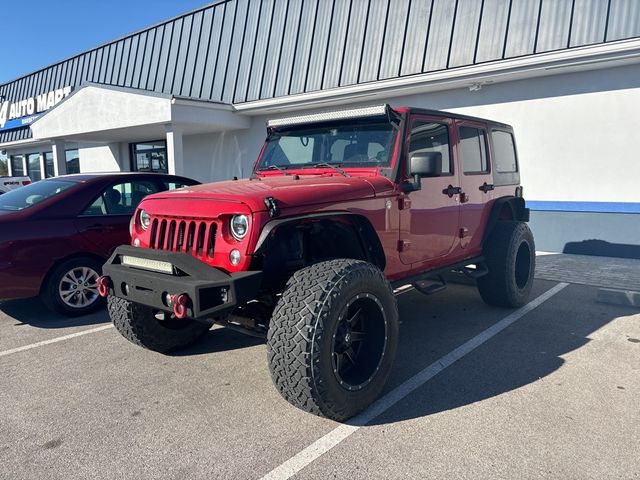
[101,105,534,420]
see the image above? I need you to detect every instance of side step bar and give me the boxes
[412,274,447,296]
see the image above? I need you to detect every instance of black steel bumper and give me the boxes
[102,246,262,319]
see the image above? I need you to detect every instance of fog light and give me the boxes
[229,249,241,265]
[133,237,140,247]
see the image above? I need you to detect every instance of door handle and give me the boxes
[479,182,495,193]
[442,185,463,198]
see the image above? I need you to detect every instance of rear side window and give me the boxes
[459,126,489,174]
[492,130,518,173]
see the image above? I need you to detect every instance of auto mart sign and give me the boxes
[0,86,73,132]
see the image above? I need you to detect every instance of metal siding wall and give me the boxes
[340,0,368,87]
[304,0,335,92]
[287,0,315,95]
[448,0,484,68]
[222,0,247,103]
[209,3,232,101]
[475,0,509,63]
[246,0,278,102]
[379,0,410,80]
[503,0,539,58]
[173,15,194,95]
[260,0,290,99]
[357,0,388,83]
[3,0,640,134]
[570,0,608,46]
[321,0,352,90]
[233,0,260,102]
[536,0,574,52]
[607,0,640,41]
[400,0,433,76]
[424,0,457,71]
[273,0,303,96]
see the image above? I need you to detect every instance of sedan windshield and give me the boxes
[0,180,76,211]
[258,122,397,170]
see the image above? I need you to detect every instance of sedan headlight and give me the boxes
[139,209,151,230]
[230,214,249,240]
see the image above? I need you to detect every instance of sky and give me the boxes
[0,0,214,84]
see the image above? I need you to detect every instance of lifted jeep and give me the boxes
[101,105,534,421]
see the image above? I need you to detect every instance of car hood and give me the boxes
[142,174,396,212]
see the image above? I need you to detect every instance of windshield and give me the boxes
[0,179,76,211]
[258,122,397,170]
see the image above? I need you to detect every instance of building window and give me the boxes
[10,155,25,176]
[27,153,42,182]
[44,152,55,178]
[65,149,80,174]
[131,141,168,173]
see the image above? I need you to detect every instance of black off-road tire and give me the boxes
[477,221,535,308]
[41,256,105,317]
[267,259,399,421]
[108,296,210,353]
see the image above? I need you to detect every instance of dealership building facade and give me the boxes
[1,0,639,256]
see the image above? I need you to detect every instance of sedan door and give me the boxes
[74,180,160,256]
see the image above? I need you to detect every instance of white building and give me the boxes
[1,0,639,256]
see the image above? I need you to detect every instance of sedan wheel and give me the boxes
[58,266,100,309]
[42,257,105,317]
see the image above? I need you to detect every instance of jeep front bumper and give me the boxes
[102,246,262,319]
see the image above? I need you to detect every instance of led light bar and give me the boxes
[121,255,174,275]
[267,104,390,128]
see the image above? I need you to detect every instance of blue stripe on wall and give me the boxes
[527,201,640,214]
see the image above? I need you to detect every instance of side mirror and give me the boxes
[410,152,442,177]
[404,152,442,193]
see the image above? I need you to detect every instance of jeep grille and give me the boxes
[149,218,218,259]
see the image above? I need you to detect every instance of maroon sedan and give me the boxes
[0,173,199,316]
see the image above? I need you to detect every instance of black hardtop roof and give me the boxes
[399,107,513,130]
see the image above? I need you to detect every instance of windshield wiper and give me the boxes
[257,164,291,176]
[310,163,350,177]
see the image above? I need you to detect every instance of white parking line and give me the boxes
[260,282,569,480]
[0,324,114,358]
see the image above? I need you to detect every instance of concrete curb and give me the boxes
[596,288,640,308]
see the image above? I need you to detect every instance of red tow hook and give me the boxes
[97,276,112,297]
[171,293,190,319]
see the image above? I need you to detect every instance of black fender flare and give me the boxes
[482,196,529,244]
[254,212,386,270]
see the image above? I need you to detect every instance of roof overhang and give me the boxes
[30,84,250,143]
[235,38,640,115]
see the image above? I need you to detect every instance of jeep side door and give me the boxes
[455,120,494,253]
[399,115,460,266]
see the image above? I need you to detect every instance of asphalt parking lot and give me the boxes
[1,278,639,480]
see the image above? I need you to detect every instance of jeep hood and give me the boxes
[144,175,395,212]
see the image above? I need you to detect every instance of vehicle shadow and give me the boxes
[0,297,110,328]
[170,326,264,356]
[364,280,625,426]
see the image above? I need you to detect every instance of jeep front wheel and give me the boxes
[108,296,210,353]
[267,259,399,421]
[477,221,535,308]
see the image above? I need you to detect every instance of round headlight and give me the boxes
[139,209,151,230]
[230,214,249,240]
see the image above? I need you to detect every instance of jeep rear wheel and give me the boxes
[108,296,210,353]
[267,259,399,421]
[477,221,535,308]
